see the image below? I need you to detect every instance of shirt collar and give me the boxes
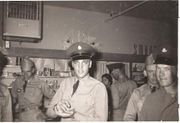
[148,81,159,89]
[75,74,90,85]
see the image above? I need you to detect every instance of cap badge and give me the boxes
[162,48,167,53]
[78,45,82,50]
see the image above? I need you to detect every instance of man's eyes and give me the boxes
[73,60,89,64]
[83,60,89,64]
[157,67,171,71]
[73,61,78,64]
[163,67,170,71]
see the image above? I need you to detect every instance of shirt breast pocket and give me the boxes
[76,93,94,111]
[25,86,42,103]
[25,87,37,97]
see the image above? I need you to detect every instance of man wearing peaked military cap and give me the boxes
[106,62,137,121]
[139,47,178,121]
[47,42,108,121]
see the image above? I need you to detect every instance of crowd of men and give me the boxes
[0,41,178,121]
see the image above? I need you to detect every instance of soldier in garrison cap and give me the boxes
[124,53,159,121]
[0,52,13,121]
[106,63,137,121]
[47,42,108,121]
[139,47,178,121]
[11,57,55,121]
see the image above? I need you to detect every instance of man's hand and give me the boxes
[53,100,75,118]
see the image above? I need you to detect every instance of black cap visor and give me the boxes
[155,56,176,66]
[71,53,91,60]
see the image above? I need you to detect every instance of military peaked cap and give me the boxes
[66,42,96,60]
[155,47,177,66]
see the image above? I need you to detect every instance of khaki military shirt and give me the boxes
[0,83,13,121]
[123,83,158,121]
[11,76,55,109]
[47,75,108,121]
[139,87,178,121]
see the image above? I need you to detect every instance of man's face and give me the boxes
[146,65,157,84]
[72,59,92,79]
[156,64,174,87]
[21,61,34,80]
[111,68,122,81]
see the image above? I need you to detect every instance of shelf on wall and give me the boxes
[6,47,147,63]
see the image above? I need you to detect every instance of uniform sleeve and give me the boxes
[74,84,108,121]
[123,90,138,121]
[40,80,56,99]
[110,84,120,110]
[2,90,13,121]
[46,80,65,118]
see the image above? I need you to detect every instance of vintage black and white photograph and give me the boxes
[0,1,178,122]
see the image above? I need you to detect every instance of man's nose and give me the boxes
[159,69,165,76]
[78,62,83,69]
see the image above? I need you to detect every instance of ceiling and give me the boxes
[44,1,178,23]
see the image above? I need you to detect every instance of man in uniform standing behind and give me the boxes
[123,54,159,121]
[107,63,137,121]
[11,58,55,121]
[47,42,108,121]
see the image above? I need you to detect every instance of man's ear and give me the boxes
[31,67,36,75]
[71,61,75,68]
[143,70,147,77]
[89,60,92,68]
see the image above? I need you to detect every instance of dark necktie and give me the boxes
[72,80,79,96]
[23,80,28,92]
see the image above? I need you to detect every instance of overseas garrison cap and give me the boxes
[66,42,96,60]
[155,46,177,66]
[20,57,35,68]
[145,53,155,66]
[106,63,125,73]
